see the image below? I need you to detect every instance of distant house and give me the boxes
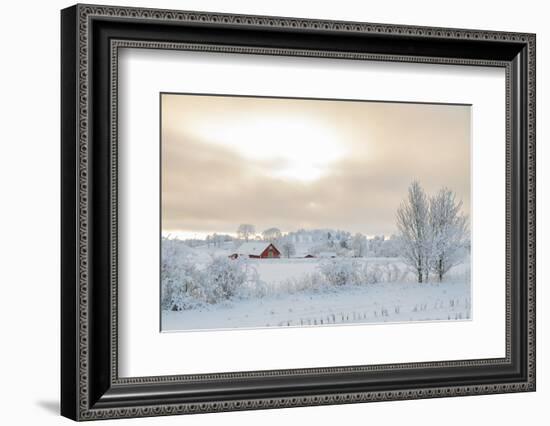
[318,251,337,258]
[229,242,281,259]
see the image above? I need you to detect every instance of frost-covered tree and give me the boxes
[220,234,233,246]
[327,231,334,248]
[386,235,401,257]
[280,241,296,258]
[237,224,255,241]
[369,235,400,258]
[206,233,233,248]
[262,227,282,241]
[429,188,469,281]
[396,181,432,283]
[370,236,389,257]
[351,233,367,257]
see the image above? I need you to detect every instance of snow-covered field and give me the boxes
[162,279,471,331]
[161,251,471,331]
[252,258,318,284]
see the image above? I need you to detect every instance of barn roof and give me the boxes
[234,242,279,255]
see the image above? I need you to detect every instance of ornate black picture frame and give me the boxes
[61,4,536,421]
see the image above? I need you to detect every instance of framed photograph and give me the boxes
[61,4,536,421]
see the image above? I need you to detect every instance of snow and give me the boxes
[252,258,319,282]
[161,237,471,332]
[162,279,471,331]
[319,251,337,258]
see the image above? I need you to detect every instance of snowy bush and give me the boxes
[364,262,404,284]
[161,238,203,311]
[318,259,360,286]
[386,262,407,282]
[162,239,258,309]
[317,259,405,287]
[360,262,385,284]
[234,263,270,299]
[274,272,327,295]
[296,272,325,292]
[203,257,248,302]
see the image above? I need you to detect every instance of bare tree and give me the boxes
[262,227,282,241]
[429,188,469,281]
[237,224,255,242]
[396,181,432,283]
[280,241,296,258]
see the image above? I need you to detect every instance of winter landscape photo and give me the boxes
[160,93,471,332]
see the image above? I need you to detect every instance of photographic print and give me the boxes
[160,93,471,332]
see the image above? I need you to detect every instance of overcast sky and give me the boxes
[162,93,470,239]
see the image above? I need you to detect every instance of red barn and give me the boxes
[229,242,281,259]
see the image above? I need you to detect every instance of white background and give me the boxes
[119,50,505,376]
[0,0,547,425]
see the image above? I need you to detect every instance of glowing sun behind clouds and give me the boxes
[180,112,346,183]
